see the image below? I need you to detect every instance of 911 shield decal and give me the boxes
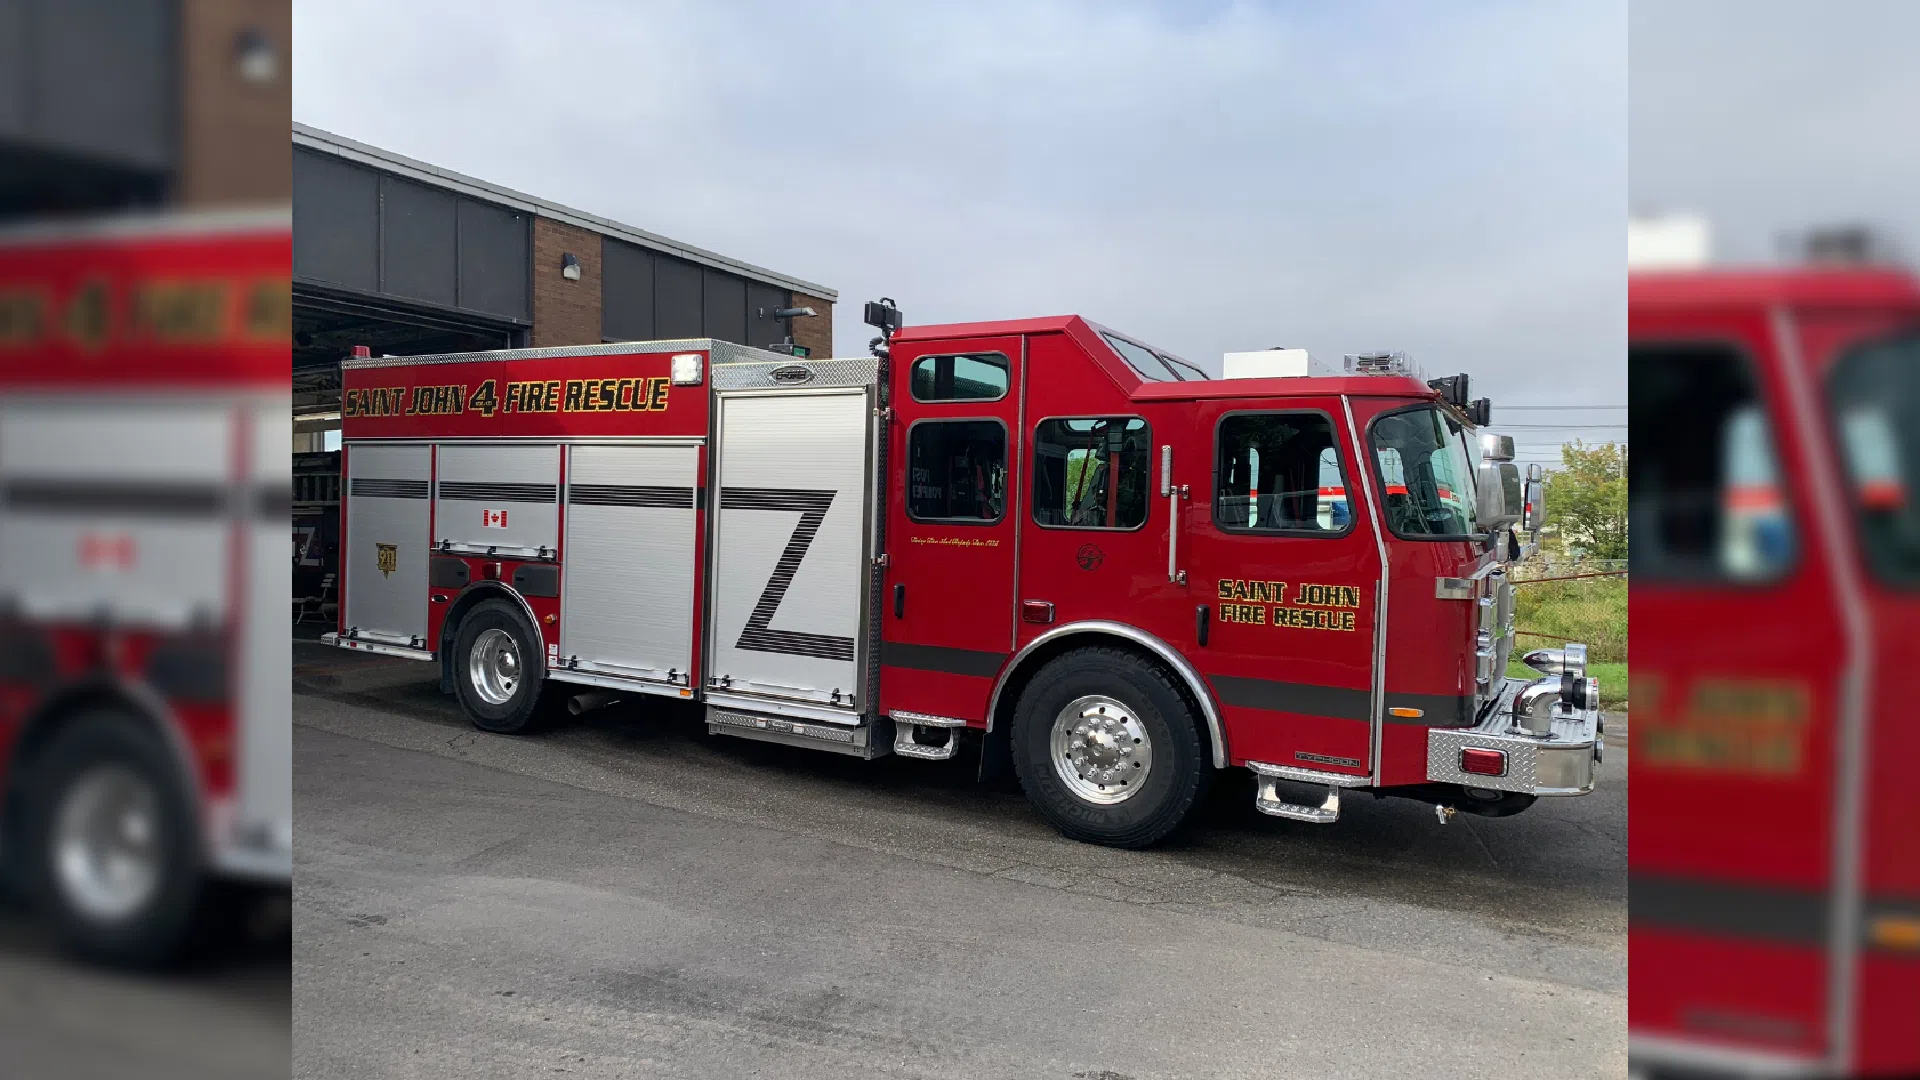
[721,487,857,662]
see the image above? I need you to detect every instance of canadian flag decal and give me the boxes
[481,508,509,528]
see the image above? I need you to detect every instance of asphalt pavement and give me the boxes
[0,888,290,1079]
[293,640,1626,1079]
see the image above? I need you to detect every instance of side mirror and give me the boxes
[1522,463,1546,537]
[1477,460,1523,532]
[1478,432,1515,462]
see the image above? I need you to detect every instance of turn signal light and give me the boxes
[1460,747,1507,777]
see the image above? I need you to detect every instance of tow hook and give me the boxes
[1435,805,1456,825]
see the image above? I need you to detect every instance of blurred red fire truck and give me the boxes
[324,300,1603,850]
[1632,266,1920,1078]
[0,213,291,965]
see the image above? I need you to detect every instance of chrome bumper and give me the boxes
[1425,676,1601,796]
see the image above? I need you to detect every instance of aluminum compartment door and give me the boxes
[0,398,233,627]
[343,444,431,643]
[433,443,560,557]
[710,391,870,713]
[561,444,700,686]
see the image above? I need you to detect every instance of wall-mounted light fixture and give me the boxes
[233,28,279,85]
[561,253,582,281]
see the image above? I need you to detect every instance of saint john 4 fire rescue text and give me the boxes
[323,301,1602,848]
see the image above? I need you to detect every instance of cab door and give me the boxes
[1628,302,1849,1068]
[1182,400,1383,777]
[879,337,1022,724]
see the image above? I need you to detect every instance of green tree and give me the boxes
[1545,441,1628,559]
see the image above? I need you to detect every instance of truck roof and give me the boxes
[894,313,1440,402]
[1630,266,1920,312]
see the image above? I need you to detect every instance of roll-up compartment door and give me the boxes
[709,390,871,714]
[561,443,700,687]
[343,443,431,643]
[433,443,560,557]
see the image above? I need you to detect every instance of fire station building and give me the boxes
[292,122,837,442]
[289,124,836,610]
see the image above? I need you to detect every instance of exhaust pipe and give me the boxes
[568,690,622,716]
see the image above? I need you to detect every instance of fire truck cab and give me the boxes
[328,302,1602,847]
[1631,267,1920,1079]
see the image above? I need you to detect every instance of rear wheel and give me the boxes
[23,711,205,968]
[1011,647,1210,848]
[452,599,553,734]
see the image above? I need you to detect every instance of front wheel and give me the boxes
[1011,647,1211,848]
[452,599,553,734]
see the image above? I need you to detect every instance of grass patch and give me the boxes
[1506,657,1629,707]
[1511,574,1626,663]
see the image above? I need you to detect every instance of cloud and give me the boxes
[1632,0,1920,264]
[295,0,1623,447]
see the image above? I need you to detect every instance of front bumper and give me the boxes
[1425,676,1601,796]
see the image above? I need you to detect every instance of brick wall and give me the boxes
[531,217,603,347]
[790,292,834,358]
[178,0,292,207]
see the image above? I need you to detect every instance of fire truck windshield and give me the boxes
[1829,330,1920,585]
[1370,405,1480,537]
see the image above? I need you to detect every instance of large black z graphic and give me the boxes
[721,487,856,663]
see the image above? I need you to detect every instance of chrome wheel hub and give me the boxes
[469,627,521,705]
[1050,695,1153,805]
[53,764,162,922]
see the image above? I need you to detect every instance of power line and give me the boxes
[1501,405,1627,411]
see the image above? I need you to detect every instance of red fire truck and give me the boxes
[1632,267,1920,1078]
[0,212,292,965]
[325,301,1602,847]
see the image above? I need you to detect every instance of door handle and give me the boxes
[894,582,906,618]
[1196,604,1210,647]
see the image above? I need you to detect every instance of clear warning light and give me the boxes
[671,353,704,386]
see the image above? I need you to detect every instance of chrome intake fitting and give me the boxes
[1513,675,1566,736]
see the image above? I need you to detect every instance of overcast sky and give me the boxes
[294,0,1624,465]
[1632,0,1920,266]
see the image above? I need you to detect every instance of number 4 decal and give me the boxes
[720,487,855,662]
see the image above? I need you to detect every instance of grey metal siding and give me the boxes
[702,270,747,345]
[746,282,789,349]
[293,148,381,293]
[0,2,24,134]
[655,258,703,339]
[602,238,655,341]
[380,176,458,307]
[456,200,531,321]
[294,147,531,324]
[0,0,175,169]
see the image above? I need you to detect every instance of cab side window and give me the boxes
[1031,417,1151,529]
[1214,412,1350,534]
[1630,342,1795,581]
[909,353,1009,403]
[906,420,1006,523]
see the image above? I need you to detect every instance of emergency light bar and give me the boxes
[1344,350,1418,377]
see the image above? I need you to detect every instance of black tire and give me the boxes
[22,710,206,968]
[451,598,554,734]
[1011,646,1212,848]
